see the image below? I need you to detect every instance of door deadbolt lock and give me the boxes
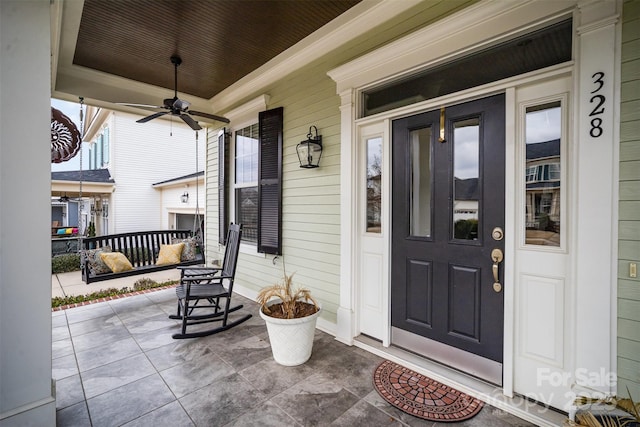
[492,227,504,241]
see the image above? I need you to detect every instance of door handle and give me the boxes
[491,248,503,293]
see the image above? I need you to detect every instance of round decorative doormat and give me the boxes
[373,360,484,422]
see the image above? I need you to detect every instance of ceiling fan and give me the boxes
[119,56,229,131]
[57,193,82,203]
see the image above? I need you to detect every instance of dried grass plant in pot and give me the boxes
[564,389,640,427]
[257,273,321,366]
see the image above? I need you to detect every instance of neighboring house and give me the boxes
[50,107,206,237]
[2,1,639,425]
[453,177,480,222]
[152,171,205,236]
[525,139,561,246]
[50,169,114,255]
[51,168,115,236]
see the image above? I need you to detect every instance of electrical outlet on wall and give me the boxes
[631,262,637,278]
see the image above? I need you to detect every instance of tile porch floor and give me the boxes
[53,284,538,426]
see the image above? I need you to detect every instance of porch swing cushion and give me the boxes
[170,237,198,261]
[156,243,185,266]
[100,252,133,273]
[85,246,112,276]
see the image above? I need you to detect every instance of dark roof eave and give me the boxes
[152,171,204,186]
[51,168,115,183]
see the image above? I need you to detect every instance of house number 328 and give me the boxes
[589,72,606,138]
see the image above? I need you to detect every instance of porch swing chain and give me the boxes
[78,97,85,244]
[193,130,203,246]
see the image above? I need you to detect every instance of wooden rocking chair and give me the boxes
[169,223,251,339]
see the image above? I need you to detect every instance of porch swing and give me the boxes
[79,115,205,284]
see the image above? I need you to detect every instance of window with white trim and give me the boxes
[524,101,562,246]
[88,127,110,170]
[233,123,259,244]
[218,106,283,255]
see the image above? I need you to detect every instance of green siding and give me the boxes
[205,61,345,324]
[199,1,640,402]
[620,140,640,162]
[200,1,640,400]
[618,0,640,401]
[204,1,474,325]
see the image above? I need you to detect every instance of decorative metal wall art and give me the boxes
[51,107,82,163]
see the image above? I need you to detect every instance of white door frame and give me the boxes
[330,0,620,412]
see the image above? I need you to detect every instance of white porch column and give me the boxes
[573,0,620,396]
[0,1,56,425]
[336,88,357,345]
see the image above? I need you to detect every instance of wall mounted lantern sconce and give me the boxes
[181,191,189,203]
[296,125,322,169]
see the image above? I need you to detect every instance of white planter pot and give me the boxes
[259,300,321,366]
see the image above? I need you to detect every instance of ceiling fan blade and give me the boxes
[137,111,169,123]
[117,102,165,109]
[188,110,230,124]
[180,113,202,131]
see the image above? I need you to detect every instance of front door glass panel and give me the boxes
[525,102,561,246]
[453,118,480,241]
[410,128,432,237]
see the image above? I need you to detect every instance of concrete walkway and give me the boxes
[52,269,182,298]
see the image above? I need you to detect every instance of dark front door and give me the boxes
[391,94,505,382]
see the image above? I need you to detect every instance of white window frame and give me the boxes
[520,94,568,251]
[224,95,269,256]
[231,123,259,246]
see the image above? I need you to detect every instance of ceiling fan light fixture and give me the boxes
[173,99,190,111]
[121,55,230,130]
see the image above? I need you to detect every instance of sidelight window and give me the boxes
[366,137,382,233]
[524,101,562,246]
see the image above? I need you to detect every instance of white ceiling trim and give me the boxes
[225,95,270,126]
[327,0,576,93]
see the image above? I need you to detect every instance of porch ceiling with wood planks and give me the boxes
[51,0,360,121]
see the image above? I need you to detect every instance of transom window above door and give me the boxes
[361,19,572,117]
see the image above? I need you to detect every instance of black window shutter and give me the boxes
[218,130,229,245]
[258,107,283,255]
